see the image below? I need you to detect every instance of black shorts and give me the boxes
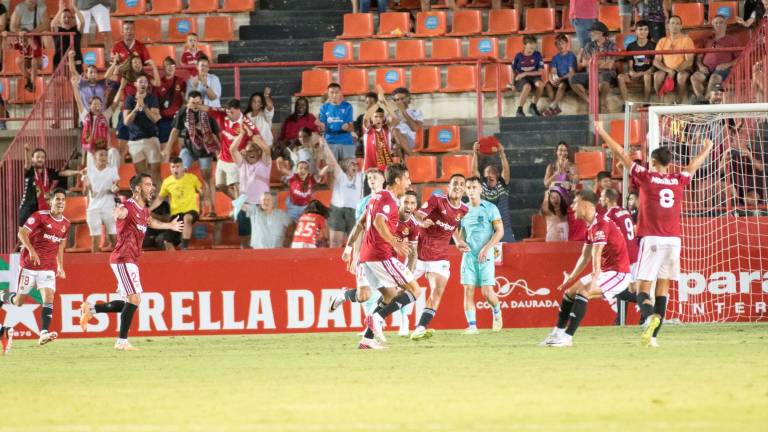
[172,211,200,225]
[328,205,356,233]
[514,75,542,92]
[570,71,617,88]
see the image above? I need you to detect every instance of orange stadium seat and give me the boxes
[608,119,642,146]
[276,191,288,210]
[213,222,241,249]
[406,156,437,183]
[527,213,547,240]
[314,189,332,207]
[1,49,20,75]
[466,0,492,7]
[117,164,137,190]
[184,0,218,13]
[197,44,214,62]
[709,2,738,24]
[113,0,146,17]
[673,2,705,28]
[574,151,606,179]
[484,9,519,35]
[339,67,370,95]
[520,8,556,34]
[688,29,714,47]
[63,196,87,223]
[437,154,473,181]
[395,39,425,61]
[410,66,441,94]
[147,45,176,66]
[614,33,629,50]
[44,0,59,14]
[269,160,285,186]
[209,192,234,219]
[377,12,411,38]
[448,9,482,36]
[375,67,406,93]
[420,185,445,203]
[338,13,375,39]
[81,48,105,69]
[442,65,477,93]
[297,69,331,96]
[203,16,235,42]
[469,37,499,58]
[168,17,199,43]
[556,7,575,33]
[10,77,44,103]
[415,11,447,37]
[221,0,256,12]
[134,18,162,44]
[542,34,569,61]
[66,224,93,253]
[189,223,214,250]
[425,125,461,152]
[0,78,11,102]
[432,0,469,8]
[147,0,183,15]
[504,36,525,60]
[481,63,512,92]
[598,5,621,31]
[160,163,171,179]
[431,38,462,59]
[359,40,390,61]
[108,18,123,43]
[322,41,353,63]
[412,127,426,152]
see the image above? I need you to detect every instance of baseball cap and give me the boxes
[590,21,610,35]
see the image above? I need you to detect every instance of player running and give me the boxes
[543,190,632,347]
[0,188,70,354]
[600,188,640,315]
[79,174,183,351]
[597,123,713,346]
[460,177,504,334]
[410,174,470,341]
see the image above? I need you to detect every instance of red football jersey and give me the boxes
[110,199,150,264]
[287,174,317,207]
[111,40,150,65]
[21,211,70,271]
[359,190,400,263]
[416,193,468,261]
[395,215,420,244]
[605,206,639,264]
[219,115,259,163]
[180,50,203,67]
[586,215,631,273]
[292,213,326,246]
[630,162,691,237]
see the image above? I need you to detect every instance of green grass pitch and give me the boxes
[2,324,767,432]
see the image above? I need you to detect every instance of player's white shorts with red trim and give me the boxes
[637,236,681,281]
[579,271,631,301]
[110,263,144,297]
[17,268,56,294]
[413,259,450,280]
[359,258,415,290]
[630,262,638,282]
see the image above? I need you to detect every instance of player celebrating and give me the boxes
[460,177,504,334]
[543,190,632,347]
[600,188,640,314]
[597,123,713,346]
[0,188,70,353]
[79,174,183,351]
[410,174,470,341]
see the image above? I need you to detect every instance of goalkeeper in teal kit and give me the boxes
[460,176,505,334]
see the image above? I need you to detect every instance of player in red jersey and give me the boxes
[598,123,713,346]
[0,188,70,353]
[79,173,183,351]
[410,174,470,341]
[542,190,632,347]
[600,188,641,305]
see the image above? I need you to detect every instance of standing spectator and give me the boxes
[150,157,204,250]
[77,0,112,53]
[278,159,329,222]
[277,96,318,147]
[736,0,767,28]
[156,57,186,147]
[391,87,424,153]
[180,33,204,69]
[541,186,569,242]
[115,53,159,163]
[353,92,378,154]
[186,56,221,108]
[543,34,577,117]
[123,74,162,186]
[653,16,695,104]
[569,0,599,49]
[71,74,123,168]
[230,127,271,248]
[510,35,545,117]
[544,141,579,190]
[111,21,150,65]
[322,138,364,247]
[317,83,355,160]
[362,89,403,173]
[691,15,739,99]
[285,127,323,175]
[82,148,119,252]
[291,200,330,248]
[69,50,118,108]
[51,4,83,71]
[570,21,617,111]
[244,88,275,147]
[249,192,291,249]
[640,0,669,42]
[218,98,259,200]
[618,0,638,34]
[618,20,657,103]
[594,170,622,205]
[7,0,50,92]
[471,140,515,243]
[17,145,80,226]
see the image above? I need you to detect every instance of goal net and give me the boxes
[646,103,768,323]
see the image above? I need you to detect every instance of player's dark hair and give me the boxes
[596,171,612,181]
[385,163,408,185]
[163,56,176,66]
[575,189,599,205]
[404,190,418,199]
[602,187,619,204]
[635,19,650,29]
[304,200,329,219]
[466,176,483,184]
[328,82,341,90]
[523,35,537,45]
[130,173,152,191]
[196,55,210,64]
[169,157,183,165]
[226,98,241,109]
[392,87,410,97]
[651,147,672,166]
[449,173,466,183]
[50,187,67,199]
[187,90,203,100]
[375,107,385,115]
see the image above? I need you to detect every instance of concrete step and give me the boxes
[239,22,342,40]
[250,9,348,25]
[500,114,590,132]
[221,39,325,63]
[217,68,303,123]
[259,0,350,10]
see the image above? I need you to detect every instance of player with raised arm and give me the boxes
[460,177,504,334]
[79,174,183,351]
[597,123,713,346]
[0,188,70,354]
[410,174,470,341]
[543,190,632,347]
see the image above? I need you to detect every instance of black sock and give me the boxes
[377,291,416,319]
[652,296,668,338]
[615,288,637,304]
[417,307,436,328]
[181,239,189,249]
[343,289,358,302]
[565,294,589,336]
[118,303,138,339]
[637,292,654,319]
[41,303,53,332]
[1,290,16,305]
[364,303,386,339]
[556,294,575,329]
[94,300,126,314]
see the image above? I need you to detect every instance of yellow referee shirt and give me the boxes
[159,173,202,215]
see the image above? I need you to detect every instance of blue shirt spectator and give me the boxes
[551,51,578,78]
[317,83,355,160]
[513,51,544,75]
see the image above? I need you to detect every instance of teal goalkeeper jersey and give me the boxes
[355,194,373,220]
[461,200,502,255]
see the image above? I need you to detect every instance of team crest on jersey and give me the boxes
[402,227,410,236]
[26,217,34,225]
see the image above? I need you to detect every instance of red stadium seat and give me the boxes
[598,5,621,31]
[147,45,176,66]
[484,9,519,35]
[338,13,375,39]
[117,164,137,190]
[1,49,20,75]
[358,40,390,61]
[412,127,426,152]
[221,0,256,12]
[109,18,123,43]
[10,77,44,103]
[468,37,499,58]
[377,12,411,38]
[424,125,461,152]
[184,0,218,13]
[314,189,332,207]
[409,66,441,94]
[431,38,462,59]
[270,160,285,186]
[405,156,437,183]
[608,119,642,146]
[503,36,525,61]
[557,7,575,33]
[520,8,556,34]
[197,44,214,63]
[339,67,370,95]
[574,151,606,179]
[420,185,446,203]
[205,192,234,220]
[189,223,214,250]
[437,154,473,181]
[322,41,353,63]
[66,224,93,253]
[113,0,146,17]
[147,0,183,15]
[134,18,162,44]
[542,34,569,61]
[442,65,477,93]
[672,2,705,28]
[202,16,235,42]
[481,63,512,92]
[395,39,425,61]
[448,9,482,36]
[415,11,447,37]
[168,17,199,43]
[213,222,241,249]
[63,196,87,223]
[296,69,332,96]
[527,213,547,240]
[709,2,738,24]
[375,67,406,93]
[81,47,105,69]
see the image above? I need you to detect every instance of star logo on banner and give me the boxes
[2,304,40,335]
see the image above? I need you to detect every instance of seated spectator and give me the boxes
[317,83,355,160]
[362,87,402,174]
[541,185,569,242]
[156,57,186,146]
[186,56,221,108]
[691,15,739,99]
[82,148,119,252]
[736,0,767,28]
[543,34,577,117]
[180,33,204,70]
[278,159,330,222]
[123,74,162,186]
[219,98,260,200]
[321,138,364,247]
[71,74,123,168]
[353,92,378,155]
[391,87,424,152]
[6,0,50,92]
[143,200,176,250]
[277,96,317,147]
[639,0,666,42]
[618,20,656,103]
[291,200,330,248]
[250,192,291,249]
[543,141,579,191]
[150,157,205,250]
[653,16,695,104]
[230,126,271,248]
[471,139,514,242]
[570,21,616,112]
[111,20,150,65]
[51,4,83,72]
[510,35,544,117]
[244,88,275,147]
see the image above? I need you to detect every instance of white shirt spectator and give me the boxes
[395,107,424,148]
[249,206,291,249]
[84,162,119,237]
[186,73,222,108]
[248,108,275,147]
[330,165,363,209]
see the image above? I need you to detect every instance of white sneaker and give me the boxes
[410,326,435,341]
[364,313,386,343]
[329,290,346,313]
[492,314,503,332]
[463,327,479,335]
[114,340,139,351]
[539,327,562,346]
[547,333,573,347]
[358,338,387,350]
[398,325,410,337]
[38,331,58,346]
[648,337,660,348]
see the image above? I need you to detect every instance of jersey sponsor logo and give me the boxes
[42,233,65,243]
[435,219,457,231]
[649,176,680,186]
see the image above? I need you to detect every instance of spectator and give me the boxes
[230,126,271,248]
[618,20,656,104]
[391,87,424,152]
[570,21,616,112]
[543,141,579,190]
[51,4,83,71]
[180,33,204,69]
[17,145,80,226]
[82,148,119,252]
[143,201,176,250]
[156,57,186,146]
[164,91,221,217]
[618,0,637,34]
[362,88,403,173]
[277,96,318,147]
[568,0,599,49]
[71,74,123,168]
[250,192,291,249]
[322,138,364,247]
[471,140,515,243]
[653,15,695,104]
[721,121,766,205]
[244,88,275,147]
[359,0,388,13]
[77,0,112,53]
[123,74,162,186]
[68,50,118,109]
[110,21,150,65]
[627,190,639,222]
[150,157,204,250]
[291,200,330,248]
[186,56,221,108]
[753,62,765,103]
[691,15,739,99]
[286,127,323,175]
[543,34,577,117]
[709,82,725,104]
[219,98,260,200]
[639,0,669,42]
[353,92,378,155]
[118,52,161,91]
[594,170,622,205]
[317,83,355,160]
[7,0,50,92]
[278,159,329,222]
[510,35,544,117]
[541,185,569,242]
[736,0,767,28]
